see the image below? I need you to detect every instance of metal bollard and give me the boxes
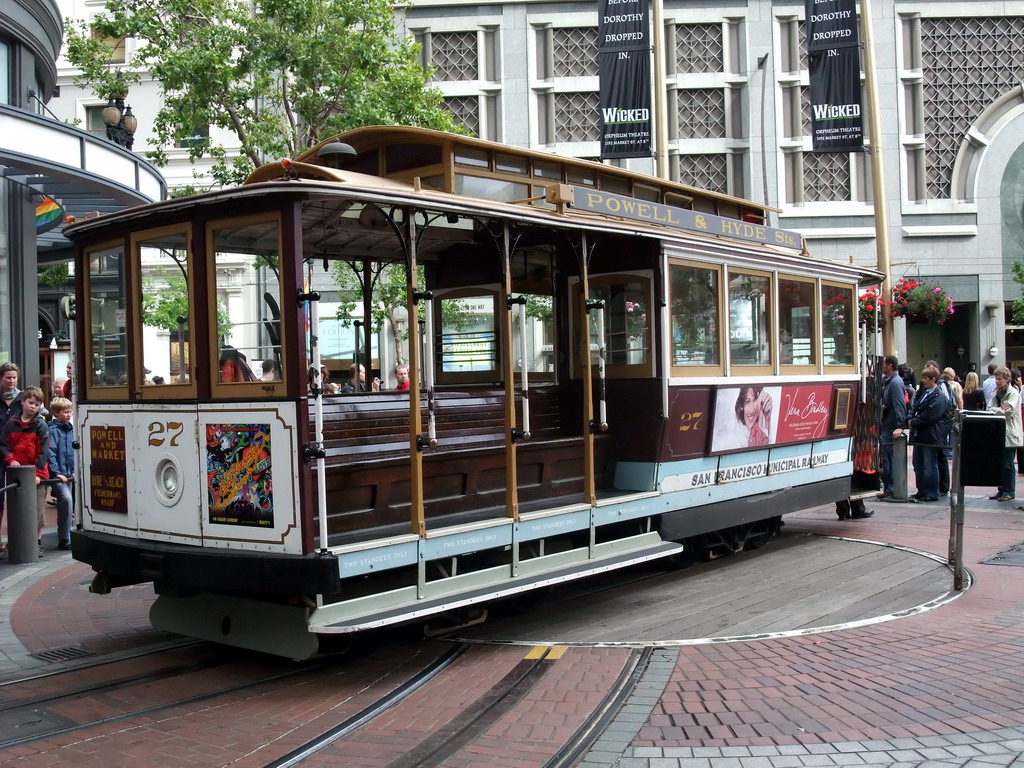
[892,433,909,501]
[6,465,38,564]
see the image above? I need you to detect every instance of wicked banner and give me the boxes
[805,0,864,152]
[598,0,652,159]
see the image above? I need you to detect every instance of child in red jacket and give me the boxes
[1,386,49,555]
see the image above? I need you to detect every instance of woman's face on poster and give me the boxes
[742,389,761,426]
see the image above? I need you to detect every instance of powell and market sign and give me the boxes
[568,188,802,250]
[598,0,652,160]
[806,0,864,152]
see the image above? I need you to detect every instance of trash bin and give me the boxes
[6,465,38,564]
[959,412,1005,487]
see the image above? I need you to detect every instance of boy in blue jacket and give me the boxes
[47,397,74,550]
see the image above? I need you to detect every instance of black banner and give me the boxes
[805,0,859,52]
[598,0,652,159]
[806,0,863,152]
[808,47,863,152]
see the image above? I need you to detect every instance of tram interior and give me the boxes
[297,198,665,545]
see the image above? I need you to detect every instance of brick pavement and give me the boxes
[4,492,1024,767]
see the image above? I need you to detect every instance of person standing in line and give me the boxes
[924,360,953,494]
[0,362,22,552]
[47,397,74,550]
[908,369,945,502]
[942,368,964,410]
[988,367,1023,502]
[878,355,908,501]
[963,371,987,410]
[0,386,49,556]
[983,361,999,404]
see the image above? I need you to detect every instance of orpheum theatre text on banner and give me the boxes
[805,0,863,152]
[597,0,652,159]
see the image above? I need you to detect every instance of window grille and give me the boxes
[920,17,1024,199]
[444,96,480,135]
[676,154,728,195]
[554,92,600,142]
[803,151,851,202]
[430,31,479,81]
[674,23,723,74]
[553,28,598,78]
[677,88,726,139]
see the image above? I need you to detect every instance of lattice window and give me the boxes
[677,89,726,139]
[444,96,479,134]
[431,31,479,81]
[553,27,598,77]
[803,152,851,202]
[674,23,723,74]
[554,92,600,142]
[677,154,728,194]
[920,17,1024,199]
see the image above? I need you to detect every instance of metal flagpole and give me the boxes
[860,0,895,353]
[652,0,668,179]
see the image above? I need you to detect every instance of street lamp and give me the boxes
[102,93,138,149]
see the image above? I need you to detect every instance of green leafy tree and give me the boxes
[332,260,470,366]
[142,269,232,339]
[38,264,70,288]
[1012,257,1024,325]
[64,0,464,188]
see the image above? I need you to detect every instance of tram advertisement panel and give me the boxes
[89,425,128,514]
[711,384,833,453]
[206,423,273,527]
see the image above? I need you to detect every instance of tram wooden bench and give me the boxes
[312,387,602,539]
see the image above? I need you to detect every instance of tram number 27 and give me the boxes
[149,421,184,447]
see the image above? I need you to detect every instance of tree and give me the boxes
[1012,257,1024,325]
[142,269,232,340]
[64,0,463,188]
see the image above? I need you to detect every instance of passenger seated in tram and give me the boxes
[219,346,257,383]
[340,363,380,394]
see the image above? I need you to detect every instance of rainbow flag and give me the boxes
[35,196,63,234]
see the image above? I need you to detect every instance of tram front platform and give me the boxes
[3,491,1024,767]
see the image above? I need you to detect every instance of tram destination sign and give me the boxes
[566,187,802,250]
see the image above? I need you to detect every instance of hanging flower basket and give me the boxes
[858,287,884,333]
[889,278,954,324]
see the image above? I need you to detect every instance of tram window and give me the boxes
[208,216,284,393]
[134,228,193,388]
[566,168,595,187]
[778,277,817,367]
[822,284,855,367]
[454,147,490,169]
[534,160,562,180]
[728,271,772,368]
[495,154,528,175]
[85,243,128,391]
[434,292,499,384]
[669,263,721,368]
[455,175,530,203]
[586,276,652,373]
[386,143,442,174]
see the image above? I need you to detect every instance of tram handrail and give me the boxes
[307,288,329,551]
[424,300,437,445]
[515,298,530,439]
[594,302,607,430]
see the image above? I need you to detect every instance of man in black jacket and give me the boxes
[909,369,946,502]
[879,355,908,500]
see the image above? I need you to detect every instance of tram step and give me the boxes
[310,540,684,633]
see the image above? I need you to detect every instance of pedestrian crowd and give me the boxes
[878,357,1023,505]
[0,360,75,558]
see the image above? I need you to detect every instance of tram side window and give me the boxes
[588,277,651,370]
[210,218,283,386]
[822,284,854,366]
[670,263,721,367]
[779,277,817,366]
[728,271,772,368]
[86,244,128,389]
[435,292,499,384]
[136,229,192,385]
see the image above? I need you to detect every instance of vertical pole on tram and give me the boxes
[499,224,520,522]
[579,233,597,508]
[406,214,426,538]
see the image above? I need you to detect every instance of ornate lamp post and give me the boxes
[102,92,138,149]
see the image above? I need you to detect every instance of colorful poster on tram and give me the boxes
[206,423,274,527]
[711,384,834,453]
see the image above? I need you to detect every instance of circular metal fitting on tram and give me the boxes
[154,454,184,507]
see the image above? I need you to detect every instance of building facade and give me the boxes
[401,0,1024,376]
[1,0,163,392]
